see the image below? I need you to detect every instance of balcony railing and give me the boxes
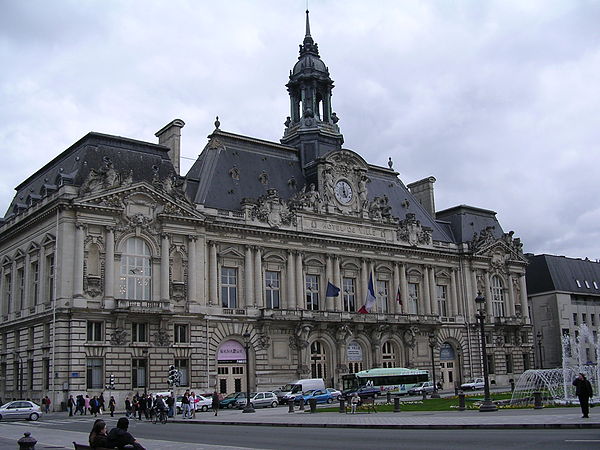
[115,299,169,312]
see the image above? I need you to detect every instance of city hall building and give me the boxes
[0,13,531,407]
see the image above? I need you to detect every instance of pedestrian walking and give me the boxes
[85,395,91,415]
[181,390,191,418]
[573,373,594,418]
[68,395,75,416]
[109,396,116,417]
[91,396,100,417]
[99,393,105,415]
[166,393,175,418]
[190,392,197,419]
[212,391,220,416]
[41,397,47,413]
[76,395,85,415]
[125,397,132,418]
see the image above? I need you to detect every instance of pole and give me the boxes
[475,292,497,412]
[242,332,254,413]
[428,333,440,398]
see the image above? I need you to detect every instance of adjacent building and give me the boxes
[527,254,600,369]
[0,12,531,408]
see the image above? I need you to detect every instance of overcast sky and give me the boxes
[1,0,599,259]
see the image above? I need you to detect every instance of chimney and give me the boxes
[407,176,436,218]
[155,119,185,174]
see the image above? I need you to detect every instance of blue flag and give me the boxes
[326,281,340,297]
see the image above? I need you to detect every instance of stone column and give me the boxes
[450,268,460,317]
[519,274,529,323]
[209,241,218,306]
[161,233,170,302]
[244,245,254,309]
[287,250,296,309]
[333,257,341,311]
[507,273,516,317]
[400,264,408,314]
[73,223,85,298]
[393,263,401,314]
[254,247,262,308]
[295,252,304,310]
[429,266,438,316]
[484,271,493,318]
[422,267,431,315]
[104,227,115,299]
[188,236,197,303]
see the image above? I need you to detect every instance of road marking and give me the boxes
[565,440,600,442]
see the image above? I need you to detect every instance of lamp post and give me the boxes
[242,331,255,413]
[536,331,543,369]
[13,352,23,400]
[475,292,497,412]
[428,332,440,398]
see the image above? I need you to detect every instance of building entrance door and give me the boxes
[439,342,458,391]
[217,340,247,395]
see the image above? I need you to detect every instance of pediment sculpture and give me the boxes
[250,189,296,229]
[397,213,433,246]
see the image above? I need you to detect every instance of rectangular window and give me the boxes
[436,285,447,317]
[221,267,237,308]
[86,321,103,342]
[523,353,530,371]
[486,355,495,375]
[131,323,148,343]
[132,359,147,388]
[585,348,591,362]
[16,267,24,310]
[86,358,103,389]
[28,359,34,390]
[376,280,389,314]
[342,278,356,312]
[43,358,50,390]
[0,363,5,393]
[3,272,12,314]
[174,324,188,344]
[175,359,189,386]
[29,261,39,306]
[45,254,54,303]
[305,274,320,311]
[408,283,419,315]
[521,331,528,344]
[265,271,280,309]
[582,313,587,324]
[592,314,596,326]
[573,313,578,326]
[13,361,19,392]
[505,354,513,373]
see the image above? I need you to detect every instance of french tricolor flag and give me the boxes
[358,273,376,314]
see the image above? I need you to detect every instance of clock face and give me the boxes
[334,180,353,204]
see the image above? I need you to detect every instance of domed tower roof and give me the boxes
[282,10,343,166]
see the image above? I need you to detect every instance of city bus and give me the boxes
[341,368,429,396]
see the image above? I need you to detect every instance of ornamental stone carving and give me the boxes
[110,328,128,346]
[402,326,419,349]
[153,329,170,347]
[397,213,433,246]
[289,184,322,213]
[250,189,296,229]
[79,157,120,195]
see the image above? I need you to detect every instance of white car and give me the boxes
[0,401,41,421]
[176,395,212,413]
[460,378,485,390]
[325,388,342,400]
[235,392,278,409]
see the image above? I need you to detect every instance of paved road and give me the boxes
[1,415,599,449]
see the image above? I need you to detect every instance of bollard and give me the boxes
[393,397,401,413]
[339,399,345,413]
[18,432,37,450]
[510,381,515,392]
[533,391,543,409]
[458,393,466,411]
[299,398,305,411]
[288,401,294,413]
[309,398,317,413]
[422,391,427,401]
[386,392,391,404]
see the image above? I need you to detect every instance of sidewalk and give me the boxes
[166,405,600,429]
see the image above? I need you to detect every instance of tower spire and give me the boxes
[304,9,313,44]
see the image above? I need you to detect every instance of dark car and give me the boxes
[219,392,246,409]
[341,385,380,400]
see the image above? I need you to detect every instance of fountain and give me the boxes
[511,324,599,406]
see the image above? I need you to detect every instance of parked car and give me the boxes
[325,388,342,400]
[176,395,212,413]
[341,385,380,400]
[278,378,326,404]
[461,378,485,390]
[220,392,246,409]
[0,401,41,421]
[407,381,435,395]
[235,392,278,409]
[297,389,334,405]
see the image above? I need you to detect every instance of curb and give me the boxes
[167,419,600,430]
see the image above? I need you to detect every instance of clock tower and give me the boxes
[281,10,344,168]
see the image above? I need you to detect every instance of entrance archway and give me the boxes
[310,341,328,381]
[217,340,247,395]
[439,342,458,390]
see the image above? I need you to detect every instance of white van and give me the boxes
[280,379,325,404]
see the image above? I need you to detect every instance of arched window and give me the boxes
[119,237,151,300]
[491,275,505,317]
[382,341,398,368]
[310,341,327,380]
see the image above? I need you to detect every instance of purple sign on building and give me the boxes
[217,340,247,363]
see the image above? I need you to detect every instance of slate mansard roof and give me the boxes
[526,254,600,296]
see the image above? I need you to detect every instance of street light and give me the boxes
[13,352,23,400]
[428,332,440,398]
[475,292,497,412]
[242,331,255,413]
[536,331,543,369]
